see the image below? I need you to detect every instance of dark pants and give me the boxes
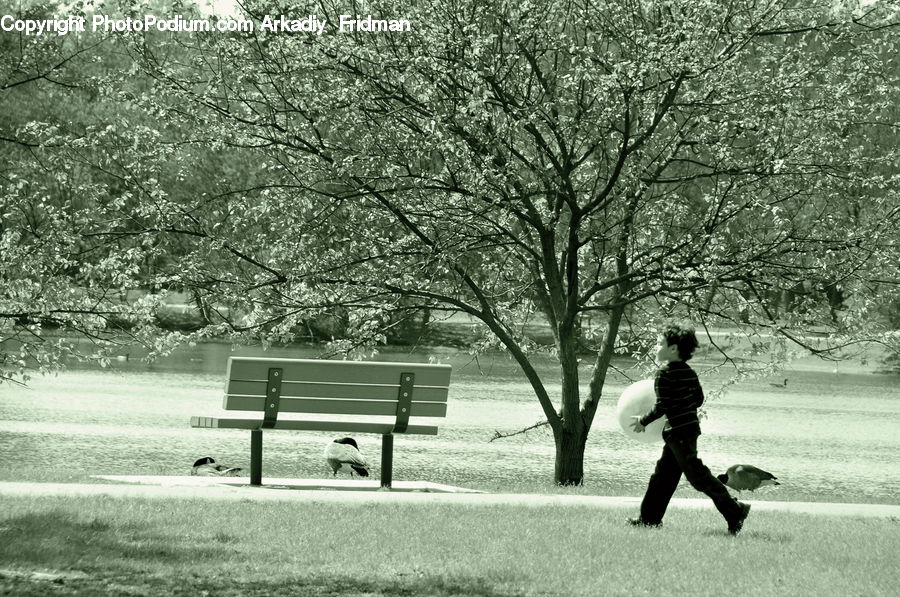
[640,429,743,524]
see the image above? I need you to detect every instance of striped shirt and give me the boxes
[640,361,704,435]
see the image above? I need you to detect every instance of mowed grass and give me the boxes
[1,495,898,596]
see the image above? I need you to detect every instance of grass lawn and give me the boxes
[1,494,898,596]
[4,365,899,504]
[2,353,898,595]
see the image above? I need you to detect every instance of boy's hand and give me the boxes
[629,416,646,433]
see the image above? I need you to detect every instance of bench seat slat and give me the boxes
[225,380,448,402]
[227,357,451,387]
[190,416,438,435]
[223,395,447,417]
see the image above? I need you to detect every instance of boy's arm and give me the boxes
[638,375,669,426]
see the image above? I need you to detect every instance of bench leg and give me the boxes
[251,429,262,486]
[380,433,393,489]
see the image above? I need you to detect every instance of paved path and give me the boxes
[0,477,897,518]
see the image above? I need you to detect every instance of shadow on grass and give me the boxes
[0,572,523,597]
[0,510,235,568]
[0,511,524,596]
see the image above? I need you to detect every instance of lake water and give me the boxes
[1,341,898,503]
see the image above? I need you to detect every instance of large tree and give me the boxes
[7,0,899,483]
[122,0,900,484]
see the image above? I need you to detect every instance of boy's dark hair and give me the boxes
[660,322,699,361]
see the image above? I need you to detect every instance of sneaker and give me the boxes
[627,517,662,528]
[728,502,751,535]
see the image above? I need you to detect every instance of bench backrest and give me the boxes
[224,357,451,423]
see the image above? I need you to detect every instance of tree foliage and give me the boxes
[0,1,199,381]
[3,0,898,483]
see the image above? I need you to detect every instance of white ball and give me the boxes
[616,379,666,443]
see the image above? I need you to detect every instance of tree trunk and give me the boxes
[554,426,587,485]
[555,314,586,485]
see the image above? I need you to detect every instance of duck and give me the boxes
[324,437,370,478]
[191,456,242,476]
[717,464,780,491]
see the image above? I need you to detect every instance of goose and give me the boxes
[324,437,370,477]
[717,464,780,491]
[769,378,787,388]
[191,456,242,476]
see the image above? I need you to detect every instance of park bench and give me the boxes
[190,357,452,488]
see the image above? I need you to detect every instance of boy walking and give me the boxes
[629,323,750,535]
